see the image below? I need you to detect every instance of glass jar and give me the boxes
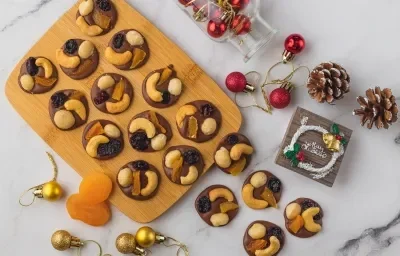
[175,0,277,62]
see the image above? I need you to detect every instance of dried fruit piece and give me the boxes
[226,157,246,176]
[96,0,111,11]
[183,150,200,165]
[64,39,78,54]
[148,111,166,134]
[113,33,125,49]
[130,48,147,69]
[161,91,171,104]
[35,76,57,87]
[158,67,173,86]
[132,171,141,196]
[171,157,183,183]
[92,8,111,29]
[201,103,214,116]
[197,196,212,213]
[187,116,198,138]
[260,187,278,208]
[26,57,38,76]
[246,239,268,254]
[220,202,239,213]
[51,92,68,108]
[267,177,281,193]
[71,59,93,76]
[301,199,322,220]
[79,173,112,204]
[267,227,284,243]
[85,121,105,140]
[94,91,110,105]
[67,194,111,226]
[112,79,125,101]
[226,134,239,145]
[289,215,304,234]
[97,139,122,157]
[69,91,84,100]
[132,160,149,171]
[130,132,150,151]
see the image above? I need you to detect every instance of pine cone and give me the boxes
[307,62,350,103]
[353,87,398,129]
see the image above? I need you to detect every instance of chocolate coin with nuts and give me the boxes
[18,56,58,94]
[195,185,239,227]
[49,89,89,131]
[117,160,161,201]
[163,146,204,186]
[82,120,124,160]
[243,221,285,256]
[105,29,150,70]
[214,133,253,176]
[284,198,323,238]
[56,39,99,80]
[176,100,222,143]
[91,73,133,114]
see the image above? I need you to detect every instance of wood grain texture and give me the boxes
[4,0,242,223]
[275,107,352,187]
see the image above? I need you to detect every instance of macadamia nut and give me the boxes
[201,118,217,135]
[118,168,133,187]
[168,78,182,96]
[248,223,267,239]
[104,124,121,138]
[250,172,267,188]
[54,110,75,130]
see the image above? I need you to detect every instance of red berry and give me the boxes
[269,88,291,109]
[296,151,305,162]
[225,72,247,92]
[336,135,342,140]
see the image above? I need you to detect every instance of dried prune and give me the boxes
[267,177,281,193]
[97,139,122,157]
[94,91,110,105]
[267,227,283,242]
[132,160,149,171]
[130,132,150,151]
[113,33,125,49]
[183,150,200,165]
[64,39,78,54]
[51,92,68,108]
[26,57,38,76]
[161,91,171,104]
[301,199,322,220]
[96,0,111,11]
[201,103,214,116]
[197,196,211,213]
[226,134,239,145]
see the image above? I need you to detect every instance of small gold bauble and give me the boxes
[135,226,156,248]
[116,233,136,254]
[42,181,63,201]
[51,230,71,251]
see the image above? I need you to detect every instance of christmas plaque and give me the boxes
[275,107,352,187]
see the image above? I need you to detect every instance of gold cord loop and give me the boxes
[77,240,111,256]
[162,237,189,256]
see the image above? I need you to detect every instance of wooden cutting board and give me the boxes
[5,0,242,223]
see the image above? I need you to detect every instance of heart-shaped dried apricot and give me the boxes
[79,172,112,204]
[67,194,111,226]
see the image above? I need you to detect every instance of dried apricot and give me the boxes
[220,202,239,213]
[79,173,112,204]
[112,79,125,101]
[260,187,278,208]
[35,76,57,87]
[92,8,111,29]
[171,156,183,182]
[246,239,267,253]
[132,171,141,196]
[187,116,198,138]
[85,122,105,140]
[289,215,304,234]
[227,157,246,176]
[66,194,111,226]
[130,48,146,69]
[148,111,166,134]
[158,67,172,86]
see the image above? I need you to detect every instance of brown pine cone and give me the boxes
[307,62,350,104]
[353,87,398,129]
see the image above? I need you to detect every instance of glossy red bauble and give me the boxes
[284,34,305,54]
[231,14,251,35]
[225,72,247,92]
[178,0,192,5]
[207,20,227,38]
[269,88,291,109]
[229,0,250,10]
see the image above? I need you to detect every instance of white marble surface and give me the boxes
[1,0,400,255]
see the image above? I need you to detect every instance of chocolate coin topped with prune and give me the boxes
[56,39,99,80]
[91,73,133,114]
[105,29,150,70]
[142,65,184,108]
[242,171,282,210]
[195,185,239,227]
[18,56,58,94]
[82,120,124,160]
[284,198,323,238]
[117,160,161,201]
[163,146,204,186]
[49,89,89,131]
[76,0,118,37]
[128,110,172,152]
[214,133,254,176]
[176,100,222,143]
[243,221,285,256]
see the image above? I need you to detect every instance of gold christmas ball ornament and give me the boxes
[116,233,136,254]
[135,226,156,248]
[51,230,82,251]
[41,181,63,201]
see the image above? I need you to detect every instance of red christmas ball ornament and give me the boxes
[178,0,192,5]
[192,0,208,13]
[207,19,227,38]
[229,0,250,10]
[284,34,305,54]
[231,14,252,35]
[269,88,291,109]
[225,72,255,92]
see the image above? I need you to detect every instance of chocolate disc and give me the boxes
[56,39,99,80]
[243,221,285,256]
[105,29,150,70]
[163,145,204,186]
[91,73,133,114]
[75,0,118,37]
[128,110,172,152]
[49,89,89,131]
[214,133,253,176]
[82,119,124,160]
[142,65,183,108]
[116,160,161,201]
[18,56,58,94]
[242,171,282,210]
[195,185,239,227]
[284,198,323,238]
[176,100,222,143]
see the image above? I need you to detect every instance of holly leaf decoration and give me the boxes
[331,123,340,135]
[341,138,348,145]
[291,158,299,167]
[294,143,301,152]
[284,143,302,167]
[284,150,295,159]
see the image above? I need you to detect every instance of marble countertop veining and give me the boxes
[2,0,400,255]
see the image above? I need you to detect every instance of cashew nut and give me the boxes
[255,236,280,256]
[230,143,254,161]
[302,207,322,233]
[97,75,115,90]
[209,188,234,202]
[20,74,34,91]
[151,134,167,151]
[210,213,229,227]
[141,171,158,196]
[105,94,130,114]
[242,184,268,209]
[79,0,94,16]
[285,203,301,220]
[85,135,109,157]
[248,223,266,239]
[201,118,217,135]
[104,124,121,138]
[64,99,87,120]
[54,110,75,130]
[250,172,267,189]
[176,105,197,128]
[126,30,144,46]
[214,147,231,168]
[146,73,163,102]
[105,47,132,65]
[118,168,133,187]
[129,118,156,138]
[180,166,198,185]
[165,150,182,168]
[78,40,94,59]
[35,58,53,78]
[168,78,182,96]
[56,49,80,69]
[76,16,103,36]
